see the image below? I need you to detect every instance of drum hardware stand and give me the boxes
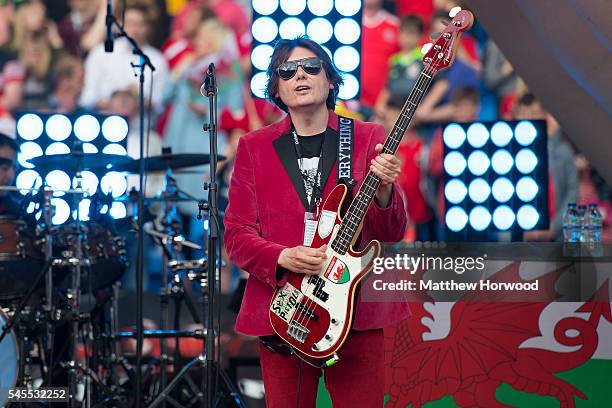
[155,198,205,404]
[63,173,88,407]
[157,168,185,406]
[0,259,52,351]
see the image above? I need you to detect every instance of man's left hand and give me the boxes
[370,143,401,207]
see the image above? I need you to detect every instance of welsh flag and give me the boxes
[315,261,612,407]
[382,261,612,408]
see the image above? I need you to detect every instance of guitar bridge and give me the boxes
[287,320,309,344]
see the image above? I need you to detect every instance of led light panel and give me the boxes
[250,0,362,100]
[15,112,130,224]
[442,119,548,236]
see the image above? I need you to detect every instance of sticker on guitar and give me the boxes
[317,210,336,239]
[323,256,350,284]
[270,283,303,323]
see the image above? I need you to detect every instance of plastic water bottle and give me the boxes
[577,204,587,242]
[584,203,603,243]
[562,203,580,242]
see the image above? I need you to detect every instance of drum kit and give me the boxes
[0,151,231,407]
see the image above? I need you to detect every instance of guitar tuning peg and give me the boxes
[449,6,462,18]
[421,43,433,54]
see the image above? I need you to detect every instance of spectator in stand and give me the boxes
[124,0,171,49]
[157,5,214,134]
[374,14,424,121]
[413,11,480,127]
[57,0,102,58]
[218,107,249,211]
[161,5,214,70]
[383,94,434,241]
[397,0,434,30]
[46,55,85,114]
[80,4,169,116]
[483,39,518,118]
[0,2,14,47]
[515,93,578,242]
[0,49,25,135]
[360,0,400,116]
[171,0,251,71]
[425,86,480,239]
[9,0,66,110]
[163,17,243,210]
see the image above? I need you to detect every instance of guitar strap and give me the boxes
[337,115,355,203]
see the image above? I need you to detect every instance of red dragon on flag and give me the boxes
[384,261,612,408]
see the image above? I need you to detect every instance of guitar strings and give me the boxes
[290,41,450,354]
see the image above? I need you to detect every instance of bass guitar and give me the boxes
[269,8,474,360]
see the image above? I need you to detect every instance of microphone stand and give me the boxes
[201,63,219,408]
[149,63,245,408]
[198,63,246,408]
[106,14,155,408]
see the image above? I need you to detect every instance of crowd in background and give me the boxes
[0,0,610,290]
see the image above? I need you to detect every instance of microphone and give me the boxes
[200,63,216,97]
[104,0,114,53]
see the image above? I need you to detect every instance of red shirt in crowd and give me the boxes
[397,134,432,224]
[171,0,251,57]
[397,0,434,29]
[361,10,400,108]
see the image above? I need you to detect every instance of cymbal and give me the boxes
[113,153,226,174]
[28,152,134,172]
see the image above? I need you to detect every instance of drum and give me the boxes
[57,223,127,292]
[0,217,44,301]
[0,310,19,406]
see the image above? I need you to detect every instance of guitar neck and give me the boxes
[331,70,435,254]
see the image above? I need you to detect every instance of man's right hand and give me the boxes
[277,245,327,275]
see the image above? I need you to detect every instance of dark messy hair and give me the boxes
[400,15,424,34]
[265,36,343,112]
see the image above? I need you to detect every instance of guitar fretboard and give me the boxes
[331,70,435,254]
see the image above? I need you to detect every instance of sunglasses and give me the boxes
[277,57,323,80]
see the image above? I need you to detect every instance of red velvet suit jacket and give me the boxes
[224,111,410,336]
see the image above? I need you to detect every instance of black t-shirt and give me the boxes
[296,130,325,205]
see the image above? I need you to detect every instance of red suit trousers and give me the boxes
[258,329,384,408]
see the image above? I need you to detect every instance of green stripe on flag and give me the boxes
[316,359,612,407]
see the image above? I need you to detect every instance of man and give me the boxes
[80,4,169,115]
[47,55,86,114]
[224,37,409,407]
[0,132,19,215]
[360,0,400,114]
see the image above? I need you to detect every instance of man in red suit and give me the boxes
[224,37,409,407]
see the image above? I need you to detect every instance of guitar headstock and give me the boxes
[421,8,474,75]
